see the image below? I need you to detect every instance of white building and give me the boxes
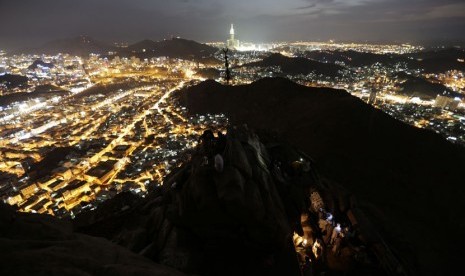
[226,24,240,49]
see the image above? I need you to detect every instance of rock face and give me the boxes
[76,126,307,276]
[176,78,465,276]
[0,204,185,276]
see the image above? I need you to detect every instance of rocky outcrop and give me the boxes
[28,59,54,70]
[76,126,308,276]
[0,73,28,89]
[0,203,185,276]
[176,77,465,276]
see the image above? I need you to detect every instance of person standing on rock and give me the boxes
[199,130,215,165]
[213,131,226,173]
[301,255,313,276]
[215,131,227,154]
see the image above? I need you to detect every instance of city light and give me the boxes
[0,24,463,227]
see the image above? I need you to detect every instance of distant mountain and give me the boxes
[410,47,465,60]
[120,38,219,60]
[243,53,345,77]
[406,48,465,73]
[0,84,69,106]
[176,77,465,276]
[0,74,28,88]
[304,50,407,67]
[33,84,67,93]
[398,78,454,99]
[195,67,221,79]
[23,35,116,56]
[125,39,157,53]
[396,72,462,100]
[28,59,54,70]
[302,48,465,73]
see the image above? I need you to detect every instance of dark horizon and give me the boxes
[1,0,465,51]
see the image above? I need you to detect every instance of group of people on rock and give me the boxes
[198,129,227,172]
[298,206,355,275]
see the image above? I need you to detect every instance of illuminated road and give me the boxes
[40,80,188,201]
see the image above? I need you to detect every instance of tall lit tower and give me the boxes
[368,86,377,105]
[230,24,235,42]
[227,23,239,49]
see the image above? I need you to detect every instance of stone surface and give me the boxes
[0,204,185,276]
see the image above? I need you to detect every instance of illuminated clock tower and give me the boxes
[226,24,240,49]
[230,24,235,42]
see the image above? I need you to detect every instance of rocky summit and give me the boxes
[1,125,419,275]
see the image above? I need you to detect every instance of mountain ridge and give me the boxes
[20,35,116,56]
[243,53,345,77]
[119,37,218,60]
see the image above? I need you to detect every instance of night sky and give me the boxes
[1,0,465,49]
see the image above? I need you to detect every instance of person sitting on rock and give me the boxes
[214,153,224,172]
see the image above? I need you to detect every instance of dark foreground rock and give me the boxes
[0,203,185,276]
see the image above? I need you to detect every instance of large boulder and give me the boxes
[0,203,185,276]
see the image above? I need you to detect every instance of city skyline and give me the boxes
[1,0,465,50]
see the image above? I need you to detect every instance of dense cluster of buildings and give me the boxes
[0,52,227,217]
[287,41,422,54]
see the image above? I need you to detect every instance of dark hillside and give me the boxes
[244,53,344,77]
[395,73,462,99]
[176,77,465,275]
[22,35,115,56]
[121,38,218,60]
[0,74,28,88]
